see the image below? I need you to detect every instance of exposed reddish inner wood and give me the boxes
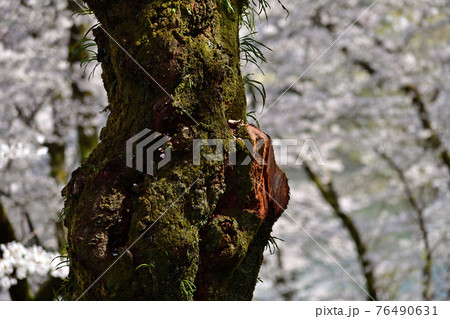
[246,124,290,219]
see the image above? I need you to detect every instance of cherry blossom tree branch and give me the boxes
[302,163,378,301]
[376,150,433,300]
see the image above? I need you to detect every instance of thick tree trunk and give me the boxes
[63,0,289,300]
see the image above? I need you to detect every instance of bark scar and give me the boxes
[246,124,290,218]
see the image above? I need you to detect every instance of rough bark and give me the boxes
[63,0,289,300]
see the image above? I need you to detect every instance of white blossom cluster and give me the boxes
[0,241,68,291]
[0,0,71,247]
[0,0,106,243]
[0,0,105,299]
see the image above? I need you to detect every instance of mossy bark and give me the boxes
[63,0,288,300]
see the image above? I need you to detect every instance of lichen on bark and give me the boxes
[62,0,289,300]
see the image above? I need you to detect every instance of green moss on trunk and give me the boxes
[63,0,288,300]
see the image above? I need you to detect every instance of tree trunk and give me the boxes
[63,0,289,300]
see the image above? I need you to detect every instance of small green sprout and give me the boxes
[135,263,155,274]
[180,279,196,300]
[266,236,284,254]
